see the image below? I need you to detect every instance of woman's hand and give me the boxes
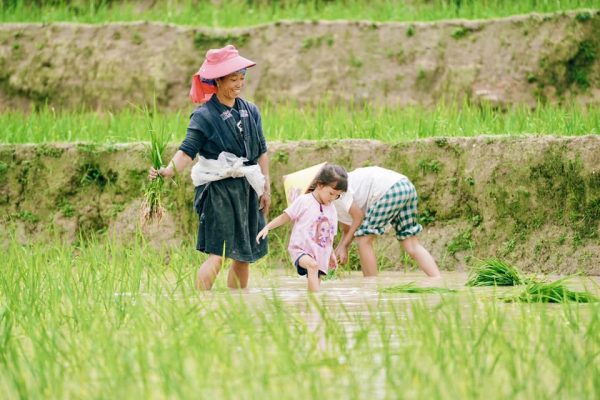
[260,191,271,216]
[256,226,269,244]
[148,167,160,180]
[148,166,173,180]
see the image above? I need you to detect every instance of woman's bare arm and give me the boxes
[148,150,194,179]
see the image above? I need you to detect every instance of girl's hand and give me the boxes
[329,253,338,269]
[256,226,269,243]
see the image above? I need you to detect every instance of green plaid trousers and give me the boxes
[355,179,423,240]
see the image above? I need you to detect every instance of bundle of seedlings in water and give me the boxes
[379,282,457,294]
[140,104,171,226]
[504,277,599,303]
[322,269,338,281]
[322,260,351,281]
[465,258,527,287]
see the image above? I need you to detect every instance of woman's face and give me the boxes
[216,72,245,101]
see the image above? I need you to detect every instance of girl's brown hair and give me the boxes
[306,163,348,193]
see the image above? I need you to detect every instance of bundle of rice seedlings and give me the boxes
[504,277,599,303]
[322,260,351,281]
[140,104,171,226]
[465,258,526,287]
[322,269,338,281]
[379,282,457,294]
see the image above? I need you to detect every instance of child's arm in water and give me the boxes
[256,212,291,243]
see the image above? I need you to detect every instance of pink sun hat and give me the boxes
[189,44,256,103]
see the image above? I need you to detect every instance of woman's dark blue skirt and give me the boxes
[194,177,268,262]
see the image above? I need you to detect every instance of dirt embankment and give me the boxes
[0,136,598,274]
[0,10,599,111]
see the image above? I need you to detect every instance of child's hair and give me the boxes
[306,163,348,193]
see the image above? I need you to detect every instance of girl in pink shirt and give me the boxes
[256,164,348,292]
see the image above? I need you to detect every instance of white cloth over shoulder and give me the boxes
[190,152,265,197]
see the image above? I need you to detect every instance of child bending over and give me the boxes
[256,164,348,292]
[334,166,441,278]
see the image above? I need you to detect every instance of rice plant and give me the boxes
[1,0,597,26]
[139,103,171,225]
[0,236,599,398]
[1,102,598,144]
[465,258,527,287]
[505,277,599,303]
[379,282,458,294]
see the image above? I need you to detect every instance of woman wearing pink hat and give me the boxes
[149,45,270,290]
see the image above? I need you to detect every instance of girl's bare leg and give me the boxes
[356,235,378,277]
[298,256,321,292]
[400,236,441,277]
[196,254,224,291]
[228,260,249,289]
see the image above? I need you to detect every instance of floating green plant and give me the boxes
[466,258,527,287]
[379,282,457,294]
[504,277,599,303]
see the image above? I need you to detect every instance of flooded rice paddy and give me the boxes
[3,241,599,399]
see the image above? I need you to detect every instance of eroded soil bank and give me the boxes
[0,136,598,274]
[1,10,599,111]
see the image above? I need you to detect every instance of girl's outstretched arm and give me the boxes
[256,212,291,243]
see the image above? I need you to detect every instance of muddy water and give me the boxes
[215,271,600,331]
[243,270,600,305]
[128,270,600,308]
[190,270,597,362]
[126,270,600,327]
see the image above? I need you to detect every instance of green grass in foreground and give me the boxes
[0,0,597,27]
[0,237,599,398]
[1,102,598,143]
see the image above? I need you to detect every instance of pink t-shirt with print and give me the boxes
[284,193,337,274]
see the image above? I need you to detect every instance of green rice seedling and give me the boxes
[140,103,171,225]
[379,282,458,294]
[505,277,600,303]
[1,0,598,27]
[1,102,599,144]
[321,265,349,281]
[321,269,337,281]
[323,250,353,280]
[465,258,527,287]
[1,234,600,398]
